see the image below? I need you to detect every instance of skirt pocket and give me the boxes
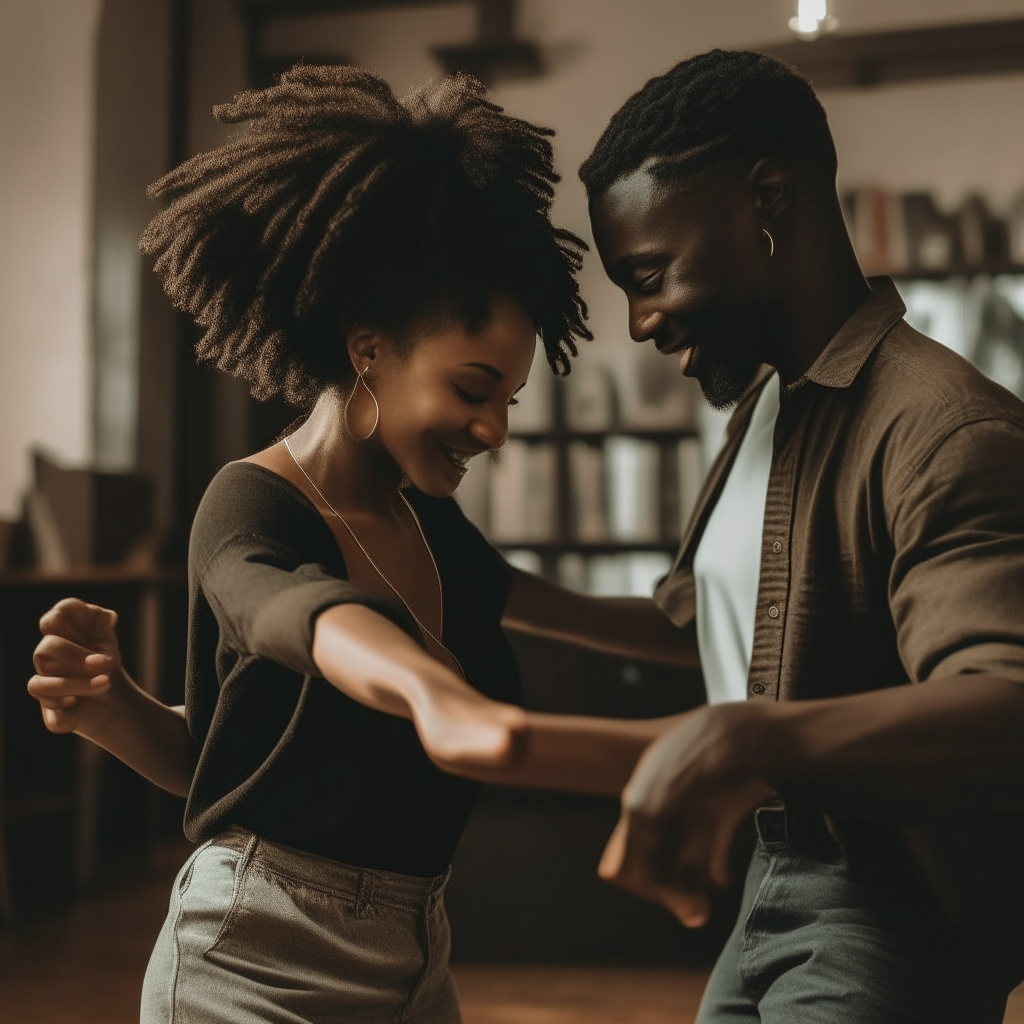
[205,860,427,1018]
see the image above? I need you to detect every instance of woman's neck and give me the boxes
[284,390,404,518]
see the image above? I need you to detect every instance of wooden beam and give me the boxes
[759,18,1024,89]
[239,0,453,15]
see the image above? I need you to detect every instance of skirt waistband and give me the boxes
[208,825,450,912]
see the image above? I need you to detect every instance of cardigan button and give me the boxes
[751,682,766,696]
[772,541,783,554]
[768,604,780,619]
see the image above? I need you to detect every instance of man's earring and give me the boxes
[761,227,775,258]
[344,367,380,441]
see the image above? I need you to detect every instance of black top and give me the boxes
[182,461,521,876]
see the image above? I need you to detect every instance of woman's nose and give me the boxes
[470,408,508,450]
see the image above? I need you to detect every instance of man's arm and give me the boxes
[602,417,1024,928]
[31,596,676,804]
[313,603,682,794]
[600,674,1024,927]
[501,567,699,669]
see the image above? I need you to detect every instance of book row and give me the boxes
[841,188,1024,276]
[485,436,704,545]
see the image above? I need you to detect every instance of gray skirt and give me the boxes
[140,826,460,1024]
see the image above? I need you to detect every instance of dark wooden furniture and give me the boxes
[0,566,186,925]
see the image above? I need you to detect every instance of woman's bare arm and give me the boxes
[28,599,194,797]
[31,596,680,805]
[502,568,699,670]
[313,602,683,795]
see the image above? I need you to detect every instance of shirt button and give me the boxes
[768,604,780,619]
[772,541,782,554]
[751,682,766,695]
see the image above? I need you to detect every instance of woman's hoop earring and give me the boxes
[344,368,380,441]
[761,227,775,258]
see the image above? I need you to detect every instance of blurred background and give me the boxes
[3,1,1024,1021]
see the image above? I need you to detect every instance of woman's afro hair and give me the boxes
[579,49,835,200]
[141,65,592,405]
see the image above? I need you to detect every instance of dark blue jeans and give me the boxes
[697,811,1007,1024]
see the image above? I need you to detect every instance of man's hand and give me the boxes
[28,598,128,736]
[598,703,773,928]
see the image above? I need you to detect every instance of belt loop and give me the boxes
[754,805,790,850]
[355,871,375,918]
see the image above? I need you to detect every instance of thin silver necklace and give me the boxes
[284,436,462,672]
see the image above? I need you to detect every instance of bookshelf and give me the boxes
[459,352,702,594]
[892,263,1024,282]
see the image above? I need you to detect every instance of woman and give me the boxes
[28,65,696,1024]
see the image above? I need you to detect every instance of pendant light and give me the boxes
[789,0,839,40]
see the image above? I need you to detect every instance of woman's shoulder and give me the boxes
[191,461,328,554]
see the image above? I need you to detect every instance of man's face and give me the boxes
[590,162,779,409]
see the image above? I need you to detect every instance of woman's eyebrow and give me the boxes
[462,362,504,381]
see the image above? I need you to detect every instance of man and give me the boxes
[580,48,1024,1023]
[26,47,1024,1024]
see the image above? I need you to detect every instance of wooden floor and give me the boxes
[0,860,1021,1023]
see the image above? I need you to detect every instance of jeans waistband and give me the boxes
[208,825,451,912]
[754,800,844,861]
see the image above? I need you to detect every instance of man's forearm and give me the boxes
[313,604,683,792]
[746,674,1024,817]
[459,712,683,796]
[502,568,699,669]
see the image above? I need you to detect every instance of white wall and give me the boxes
[0,0,103,519]
[262,0,1024,389]
[4,0,1022,519]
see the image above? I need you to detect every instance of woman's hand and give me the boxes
[28,598,130,738]
[312,603,530,773]
[27,597,195,797]
[407,664,529,774]
[597,702,773,928]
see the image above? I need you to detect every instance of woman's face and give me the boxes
[356,291,537,498]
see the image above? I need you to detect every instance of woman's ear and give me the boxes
[345,322,380,376]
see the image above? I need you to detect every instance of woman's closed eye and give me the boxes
[453,384,519,407]
[453,383,487,404]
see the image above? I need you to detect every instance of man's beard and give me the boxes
[692,339,763,410]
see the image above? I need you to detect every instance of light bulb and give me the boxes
[789,0,839,40]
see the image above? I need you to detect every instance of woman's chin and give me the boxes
[404,463,463,499]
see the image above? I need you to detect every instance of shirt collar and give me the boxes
[796,276,906,391]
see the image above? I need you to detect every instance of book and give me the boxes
[508,341,554,433]
[620,342,700,430]
[524,443,558,541]
[605,436,660,542]
[556,551,588,592]
[27,451,154,567]
[845,188,908,275]
[903,192,959,271]
[957,194,1008,267]
[488,440,558,542]
[564,362,617,431]
[489,439,529,542]
[567,441,607,541]
[1010,190,1024,265]
[454,451,491,535]
[586,552,674,597]
[676,438,703,537]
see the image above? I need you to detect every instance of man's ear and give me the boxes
[749,157,793,229]
[345,322,380,376]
